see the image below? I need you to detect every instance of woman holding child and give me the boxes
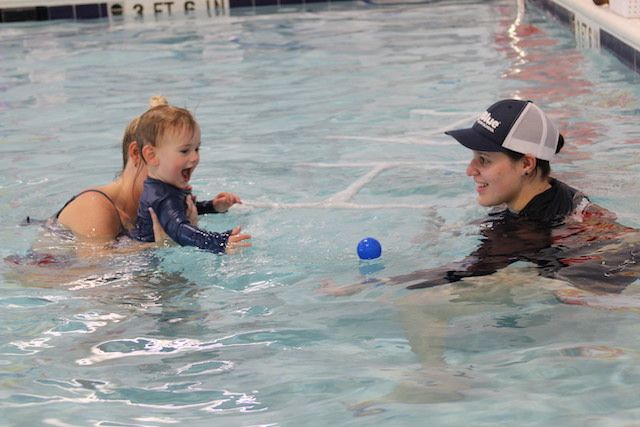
[55,97,251,252]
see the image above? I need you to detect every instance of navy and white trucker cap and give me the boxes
[445,99,561,161]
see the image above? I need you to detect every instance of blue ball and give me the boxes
[357,237,382,260]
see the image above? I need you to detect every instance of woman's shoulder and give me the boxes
[56,188,122,240]
[556,180,623,225]
[546,178,589,221]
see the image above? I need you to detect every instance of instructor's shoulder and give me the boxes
[57,191,121,240]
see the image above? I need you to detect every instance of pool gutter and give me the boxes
[528,0,640,73]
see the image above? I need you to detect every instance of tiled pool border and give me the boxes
[0,3,108,20]
[0,0,343,21]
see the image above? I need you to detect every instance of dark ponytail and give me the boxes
[556,134,564,153]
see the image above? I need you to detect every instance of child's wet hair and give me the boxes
[135,104,198,162]
[121,96,169,170]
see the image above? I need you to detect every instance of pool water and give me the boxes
[1,0,640,425]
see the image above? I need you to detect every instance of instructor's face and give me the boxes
[466,151,523,210]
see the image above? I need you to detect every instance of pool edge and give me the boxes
[528,0,640,74]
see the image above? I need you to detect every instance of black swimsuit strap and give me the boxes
[55,189,125,233]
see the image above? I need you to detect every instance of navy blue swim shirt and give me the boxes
[132,177,231,253]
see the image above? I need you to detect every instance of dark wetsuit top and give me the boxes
[397,178,639,294]
[131,177,230,253]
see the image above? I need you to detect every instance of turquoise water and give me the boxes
[1,1,640,425]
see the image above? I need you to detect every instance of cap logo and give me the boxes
[476,111,501,133]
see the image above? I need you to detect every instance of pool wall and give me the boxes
[0,0,346,21]
[529,0,640,74]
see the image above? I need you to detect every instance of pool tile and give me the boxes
[253,0,279,6]
[229,0,254,7]
[551,2,572,23]
[601,30,636,70]
[75,3,101,19]
[36,6,49,19]
[2,7,38,22]
[0,0,347,22]
[530,0,574,24]
[49,5,75,19]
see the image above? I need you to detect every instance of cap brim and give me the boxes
[445,127,504,153]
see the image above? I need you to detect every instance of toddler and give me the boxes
[131,105,243,253]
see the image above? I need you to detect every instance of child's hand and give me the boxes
[212,192,242,213]
[226,226,252,253]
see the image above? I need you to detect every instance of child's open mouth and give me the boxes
[182,168,192,182]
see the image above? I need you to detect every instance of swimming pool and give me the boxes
[1,0,640,425]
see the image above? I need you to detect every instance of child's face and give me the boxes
[150,125,201,190]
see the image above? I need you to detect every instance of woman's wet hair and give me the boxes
[504,134,564,178]
[121,96,169,170]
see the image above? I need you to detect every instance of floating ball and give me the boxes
[357,237,382,260]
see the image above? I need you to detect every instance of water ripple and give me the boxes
[77,335,256,365]
[176,359,235,376]
[3,385,266,412]
[77,328,325,365]
[0,296,55,308]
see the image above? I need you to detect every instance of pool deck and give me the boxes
[0,0,638,74]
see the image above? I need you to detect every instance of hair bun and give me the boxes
[149,95,169,108]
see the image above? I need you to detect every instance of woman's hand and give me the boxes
[186,194,198,226]
[212,192,242,213]
[226,226,252,253]
[149,207,173,247]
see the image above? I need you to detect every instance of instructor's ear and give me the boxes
[128,141,143,167]
[141,144,159,166]
[522,154,537,176]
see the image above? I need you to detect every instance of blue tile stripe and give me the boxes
[527,0,640,74]
[0,3,110,21]
[528,0,573,24]
[0,0,346,22]
[600,30,638,71]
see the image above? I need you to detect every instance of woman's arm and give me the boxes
[322,218,553,295]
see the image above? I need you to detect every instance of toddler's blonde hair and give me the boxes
[121,96,169,169]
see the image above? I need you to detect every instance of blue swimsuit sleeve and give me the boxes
[158,196,230,254]
[196,200,217,215]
